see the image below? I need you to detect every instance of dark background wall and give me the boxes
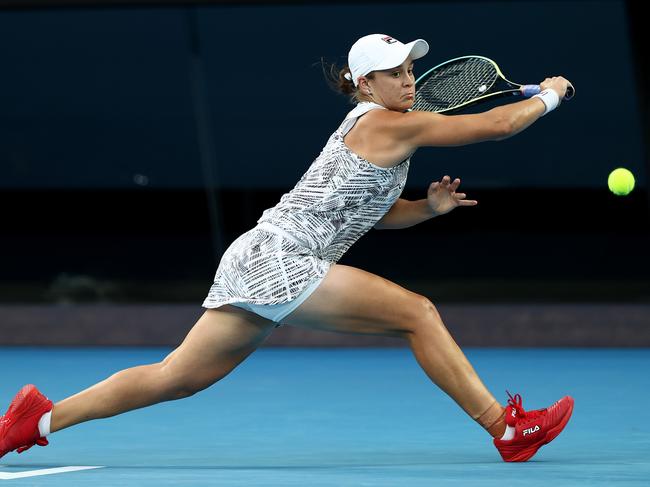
[1,0,648,305]
[0,1,645,189]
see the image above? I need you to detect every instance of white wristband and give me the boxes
[532,89,560,116]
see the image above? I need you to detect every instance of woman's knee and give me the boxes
[169,383,205,400]
[158,361,221,400]
[408,295,445,333]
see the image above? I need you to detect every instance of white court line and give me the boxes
[0,466,104,480]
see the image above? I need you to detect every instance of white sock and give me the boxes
[37,411,52,437]
[501,425,515,441]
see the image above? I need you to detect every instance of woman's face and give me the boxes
[359,57,415,111]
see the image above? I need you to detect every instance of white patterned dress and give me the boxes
[203,102,411,309]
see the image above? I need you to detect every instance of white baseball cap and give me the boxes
[346,34,429,86]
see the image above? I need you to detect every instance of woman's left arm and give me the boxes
[374,176,477,230]
[374,198,434,230]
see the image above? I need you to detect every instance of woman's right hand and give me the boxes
[539,76,573,102]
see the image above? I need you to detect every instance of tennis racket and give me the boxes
[413,55,574,113]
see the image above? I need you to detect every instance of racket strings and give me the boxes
[413,58,498,113]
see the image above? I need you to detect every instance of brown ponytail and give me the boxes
[320,58,373,104]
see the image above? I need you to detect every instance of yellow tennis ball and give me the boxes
[608,167,635,196]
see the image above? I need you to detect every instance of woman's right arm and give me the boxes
[395,76,571,148]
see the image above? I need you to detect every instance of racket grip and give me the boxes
[521,84,574,100]
[521,85,541,97]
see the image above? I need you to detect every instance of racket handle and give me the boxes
[521,84,575,100]
[521,85,542,97]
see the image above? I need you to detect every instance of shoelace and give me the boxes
[17,437,48,454]
[506,390,526,417]
[506,390,546,421]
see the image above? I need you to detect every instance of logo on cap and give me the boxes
[381,36,397,44]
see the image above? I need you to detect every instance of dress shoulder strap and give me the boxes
[338,102,386,137]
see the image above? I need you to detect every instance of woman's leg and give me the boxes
[282,265,505,436]
[50,305,275,433]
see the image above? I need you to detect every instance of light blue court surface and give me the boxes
[1,348,649,486]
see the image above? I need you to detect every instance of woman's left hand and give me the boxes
[427,175,477,216]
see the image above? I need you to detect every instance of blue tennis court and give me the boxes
[1,2,649,485]
[2,347,648,486]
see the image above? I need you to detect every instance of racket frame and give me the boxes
[414,55,540,113]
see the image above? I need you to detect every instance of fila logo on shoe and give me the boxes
[523,425,540,436]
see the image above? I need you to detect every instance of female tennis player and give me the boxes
[1,34,574,463]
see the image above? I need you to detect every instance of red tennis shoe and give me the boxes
[0,384,53,459]
[493,391,574,462]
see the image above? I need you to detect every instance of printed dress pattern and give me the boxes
[203,102,411,307]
